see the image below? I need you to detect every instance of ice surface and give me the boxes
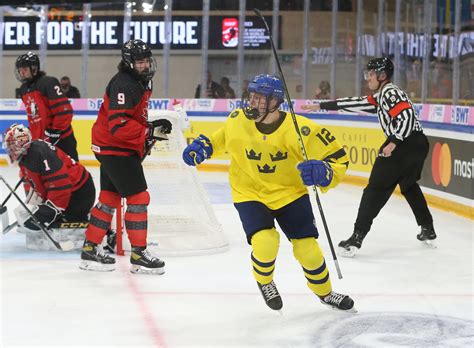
[1,165,472,347]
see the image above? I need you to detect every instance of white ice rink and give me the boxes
[1,165,473,348]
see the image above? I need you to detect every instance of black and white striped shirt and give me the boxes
[320,83,423,144]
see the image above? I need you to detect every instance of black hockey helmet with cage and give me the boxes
[15,51,40,82]
[121,39,156,81]
[366,57,394,80]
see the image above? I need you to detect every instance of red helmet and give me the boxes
[3,124,32,163]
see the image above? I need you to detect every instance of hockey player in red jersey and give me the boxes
[80,39,171,273]
[3,124,95,233]
[15,52,79,161]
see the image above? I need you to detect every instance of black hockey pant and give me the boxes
[354,132,433,234]
[63,174,96,221]
[57,132,79,162]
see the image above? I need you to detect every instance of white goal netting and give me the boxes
[118,107,228,256]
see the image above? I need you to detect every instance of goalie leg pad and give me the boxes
[291,237,332,297]
[24,227,85,251]
[125,191,150,247]
[14,204,38,229]
[85,194,117,244]
[250,228,280,284]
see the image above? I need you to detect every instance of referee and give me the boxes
[302,57,436,257]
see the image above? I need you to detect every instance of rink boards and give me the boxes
[0,98,472,218]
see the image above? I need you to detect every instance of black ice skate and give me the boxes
[338,229,367,257]
[417,224,437,248]
[130,246,165,275]
[79,240,116,272]
[103,229,117,254]
[257,280,283,311]
[320,291,357,313]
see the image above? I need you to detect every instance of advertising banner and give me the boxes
[1,15,279,50]
[420,136,474,200]
[1,98,473,127]
[329,126,386,173]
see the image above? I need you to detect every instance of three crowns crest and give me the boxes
[270,151,288,162]
[246,149,262,160]
[257,164,276,173]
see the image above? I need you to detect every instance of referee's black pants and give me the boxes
[354,131,433,234]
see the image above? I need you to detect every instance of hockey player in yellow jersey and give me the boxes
[183,74,356,313]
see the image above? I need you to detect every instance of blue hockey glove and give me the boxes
[23,200,62,230]
[297,160,333,187]
[182,134,213,166]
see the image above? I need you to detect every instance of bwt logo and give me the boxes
[279,100,294,111]
[413,103,423,117]
[228,99,244,110]
[88,99,103,110]
[451,106,469,125]
[431,142,452,187]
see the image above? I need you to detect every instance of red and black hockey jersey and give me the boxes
[19,73,74,141]
[91,71,152,158]
[19,140,90,210]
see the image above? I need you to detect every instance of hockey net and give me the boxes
[116,108,228,256]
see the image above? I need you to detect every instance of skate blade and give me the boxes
[321,302,358,314]
[337,246,357,258]
[422,239,437,248]
[79,260,116,272]
[130,264,165,275]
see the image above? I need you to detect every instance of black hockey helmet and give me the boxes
[15,51,40,82]
[121,39,156,81]
[365,57,394,80]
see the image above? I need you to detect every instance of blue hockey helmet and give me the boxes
[247,74,284,105]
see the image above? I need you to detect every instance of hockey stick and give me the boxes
[0,176,24,210]
[0,175,74,251]
[2,221,18,235]
[1,177,24,234]
[254,8,342,279]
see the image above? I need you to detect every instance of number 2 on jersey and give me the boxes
[54,85,63,95]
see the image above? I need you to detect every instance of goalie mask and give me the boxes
[121,39,157,82]
[3,124,32,163]
[242,74,284,122]
[15,52,40,83]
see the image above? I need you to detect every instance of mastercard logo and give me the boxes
[431,142,452,187]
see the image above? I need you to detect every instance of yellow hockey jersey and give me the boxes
[209,109,349,210]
